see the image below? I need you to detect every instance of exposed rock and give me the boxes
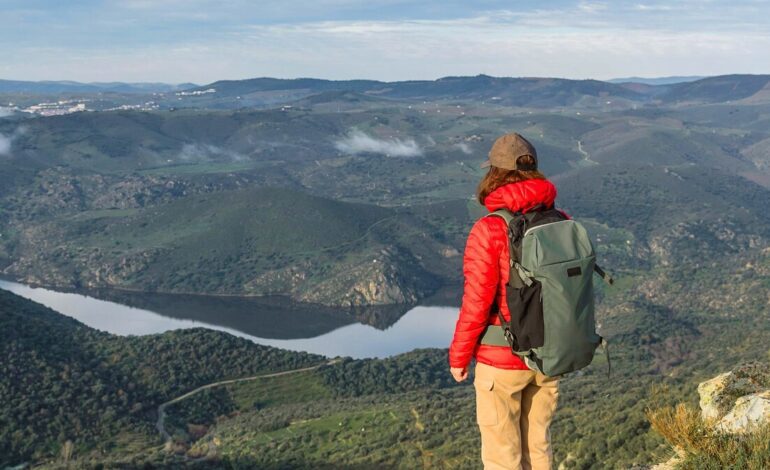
[698,362,770,423]
[296,245,437,307]
[92,249,163,286]
[651,363,770,468]
[649,448,686,470]
[698,371,734,421]
[717,390,770,434]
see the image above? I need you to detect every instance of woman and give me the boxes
[449,132,560,470]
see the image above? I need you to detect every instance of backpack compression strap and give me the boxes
[594,264,614,285]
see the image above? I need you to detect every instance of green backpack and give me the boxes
[479,206,613,377]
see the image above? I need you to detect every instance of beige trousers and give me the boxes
[473,362,560,470]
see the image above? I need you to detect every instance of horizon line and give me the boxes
[3,73,757,87]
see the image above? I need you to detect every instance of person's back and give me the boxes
[449,132,560,470]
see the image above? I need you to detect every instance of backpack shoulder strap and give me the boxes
[482,209,527,351]
[485,208,516,226]
[484,209,525,290]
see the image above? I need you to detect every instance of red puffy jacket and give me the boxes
[448,178,560,370]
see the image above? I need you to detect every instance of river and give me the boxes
[0,279,461,359]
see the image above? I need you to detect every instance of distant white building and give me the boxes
[175,88,216,96]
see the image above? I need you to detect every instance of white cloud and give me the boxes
[0,107,14,118]
[0,135,11,156]
[3,3,770,82]
[455,142,473,155]
[635,4,674,11]
[177,143,246,163]
[334,129,423,157]
[0,126,26,157]
[578,2,609,13]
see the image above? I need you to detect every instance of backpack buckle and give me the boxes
[503,327,520,353]
[513,262,534,287]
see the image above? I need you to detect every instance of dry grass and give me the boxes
[646,403,770,470]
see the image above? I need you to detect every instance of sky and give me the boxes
[1,0,769,84]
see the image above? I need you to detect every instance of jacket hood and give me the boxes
[483,178,557,213]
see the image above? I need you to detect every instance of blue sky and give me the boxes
[1,0,769,83]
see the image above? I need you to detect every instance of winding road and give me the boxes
[155,359,340,442]
[577,140,599,166]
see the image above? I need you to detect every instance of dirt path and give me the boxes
[577,140,599,166]
[156,359,339,442]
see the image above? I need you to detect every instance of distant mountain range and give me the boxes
[175,73,770,107]
[3,75,770,108]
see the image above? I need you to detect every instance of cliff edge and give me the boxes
[648,362,770,469]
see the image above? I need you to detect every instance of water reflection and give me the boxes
[85,288,368,339]
[0,279,461,358]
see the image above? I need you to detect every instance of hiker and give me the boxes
[449,133,560,470]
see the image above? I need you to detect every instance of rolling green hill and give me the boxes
[557,164,770,242]
[1,186,458,305]
[661,75,770,104]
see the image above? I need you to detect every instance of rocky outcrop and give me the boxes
[295,245,438,307]
[650,362,770,469]
[698,362,770,429]
[717,390,770,433]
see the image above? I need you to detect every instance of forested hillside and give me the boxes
[3,249,768,469]
[0,288,324,467]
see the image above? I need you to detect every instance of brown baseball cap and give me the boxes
[481,132,538,170]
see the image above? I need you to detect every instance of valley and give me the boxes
[2,74,770,468]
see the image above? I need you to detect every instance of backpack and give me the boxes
[478,205,613,377]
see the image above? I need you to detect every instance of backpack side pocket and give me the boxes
[505,280,544,351]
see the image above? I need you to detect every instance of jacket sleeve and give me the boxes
[448,218,500,368]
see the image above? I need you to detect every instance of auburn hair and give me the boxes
[476,155,545,205]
